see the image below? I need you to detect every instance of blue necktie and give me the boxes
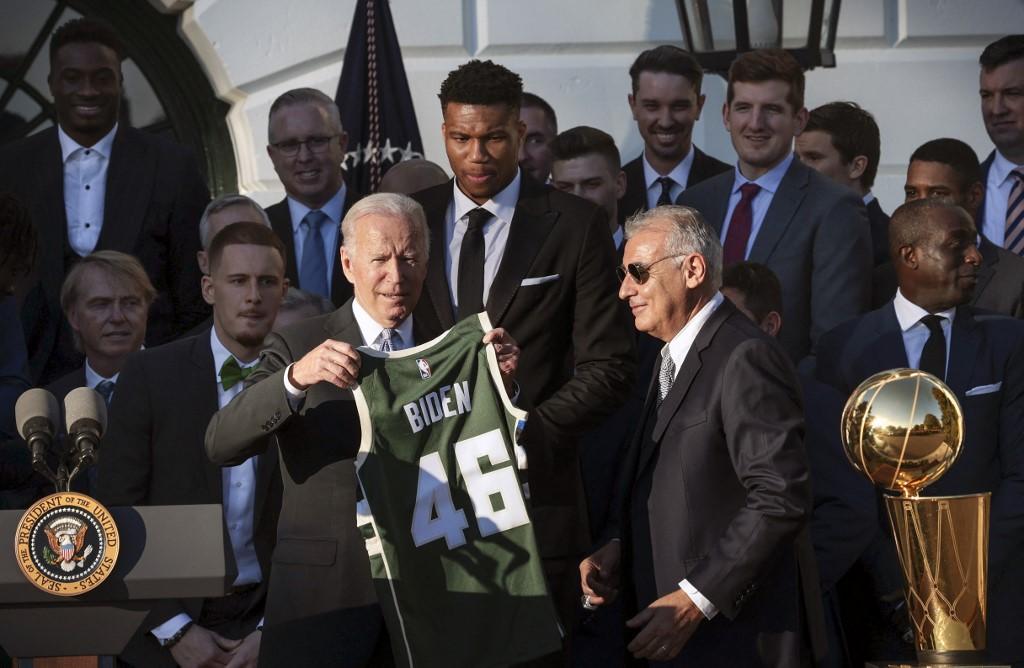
[95,380,115,405]
[300,210,330,297]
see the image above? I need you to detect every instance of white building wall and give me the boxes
[162,0,1024,213]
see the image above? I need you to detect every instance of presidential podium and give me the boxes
[0,504,228,667]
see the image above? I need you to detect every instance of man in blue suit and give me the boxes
[817,198,1024,666]
[678,49,872,364]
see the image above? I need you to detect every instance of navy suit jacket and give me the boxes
[617,146,731,225]
[816,303,1024,663]
[0,126,211,385]
[678,158,872,363]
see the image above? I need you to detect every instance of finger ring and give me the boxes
[581,594,596,610]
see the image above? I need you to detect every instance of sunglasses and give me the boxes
[615,254,682,284]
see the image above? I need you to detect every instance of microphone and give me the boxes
[15,388,59,472]
[64,387,107,473]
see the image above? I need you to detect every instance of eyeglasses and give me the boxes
[270,135,338,156]
[615,254,682,284]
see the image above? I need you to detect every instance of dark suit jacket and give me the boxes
[266,190,359,307]
[866,198,891,268]
[816,304,1024,663]
[612,300,816,666]
[410,176,636,560]
[617,146,731,225]
[678,158,872,363]
[205,301,402,666]
[0,125,211,385]
[96,332,280,667]
[873,235,1024,317]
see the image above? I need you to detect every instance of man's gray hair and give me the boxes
[268,88,343,141]
[624,205,723,290]
[280,287,334,315]
[341,193,430,258]
[199,194,271,249]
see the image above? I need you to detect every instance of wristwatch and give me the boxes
[160,621,194,648]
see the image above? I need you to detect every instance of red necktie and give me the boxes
[723,183,761,264]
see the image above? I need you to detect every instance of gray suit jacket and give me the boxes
[205,300,409,665]
[612,299,818,665]
[678,158,872,362]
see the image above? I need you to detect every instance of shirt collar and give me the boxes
[664,291,725,372]
[892,289,957,333]
[351,298,414,349]
[84,359,119,387]
[612,225,624,250]
[991,149,1024,186]
[287,184,347,233]
[731,152,794,196]
[862,191,876,205]
[642,146,695,191]
[58,123,118,163]
[210,327,258,384]
[452,169,521,225]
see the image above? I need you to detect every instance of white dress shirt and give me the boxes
[643,147,694,210]
[719,153,795,260]
[983,150,1024,247]
[59,124,117,257]
[659,291,725,620]
[152,329,263,642]
[83,360,119,389]
[444,171,521,311]
[288,185,347,286]
[863,192,876,206]
[892,289,955,377]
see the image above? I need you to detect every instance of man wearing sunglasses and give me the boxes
[581,205,811,665]
[266,88,358,307]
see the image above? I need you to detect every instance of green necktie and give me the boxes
[220,356,254,390]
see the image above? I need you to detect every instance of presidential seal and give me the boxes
[14,492,119,596]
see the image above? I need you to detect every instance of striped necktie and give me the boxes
[1006,168,1024,255]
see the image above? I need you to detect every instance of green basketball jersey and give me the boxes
[352,313,562,668]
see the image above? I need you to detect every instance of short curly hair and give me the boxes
[438,60,523,111]
[50,18,125,66]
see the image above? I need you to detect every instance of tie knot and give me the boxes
[466,208,492,230]
[1012,167,1024,182]
[920,314,945,333]
[739,183,761,200]
[303,210,328,230]
[220,356,254,390]
[94,380,115,404]
[378,328,403,352]
[656,176,674,189]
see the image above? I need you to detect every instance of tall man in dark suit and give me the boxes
[619,45,731,225]
[266,88,357,307]
[977,35,1024,255]
[796,102,887,266]
[205,193,522,666]
[902,138,1024,317]
[678,49,872,364]
[580,206,812,666]
[816,198,1024,666]
[97,223,285,668]
[0,18,211,385]
[410,60,636,656]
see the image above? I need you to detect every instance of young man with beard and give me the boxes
[97,223,285,668]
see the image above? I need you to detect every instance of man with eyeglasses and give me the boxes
[581,205,812,666]
[266,88,358,307]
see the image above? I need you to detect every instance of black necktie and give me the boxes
[458,208,491,321]
[656,177,674,207]
[918,315,947,380]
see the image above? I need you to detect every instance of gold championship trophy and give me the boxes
[842,369,994,667]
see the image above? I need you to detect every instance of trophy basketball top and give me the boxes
[841,369,964,497]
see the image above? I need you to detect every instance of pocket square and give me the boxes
[520,274,560,287]
[965,382,1002,396]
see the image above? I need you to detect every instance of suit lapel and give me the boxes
[619,157,647,223]
[419,182,457,330]
[35,129,68,302]
[749,160,807,263]
[325,299,365,346]
[267,199,300,289]
[98,127,150,253]
[869,306,910,375]
[190,332,225,500]
[946,307,980,395]
[698,173,734,233]
[977,152,995,226]
[486,178,557,324]
[636,301,733,476]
